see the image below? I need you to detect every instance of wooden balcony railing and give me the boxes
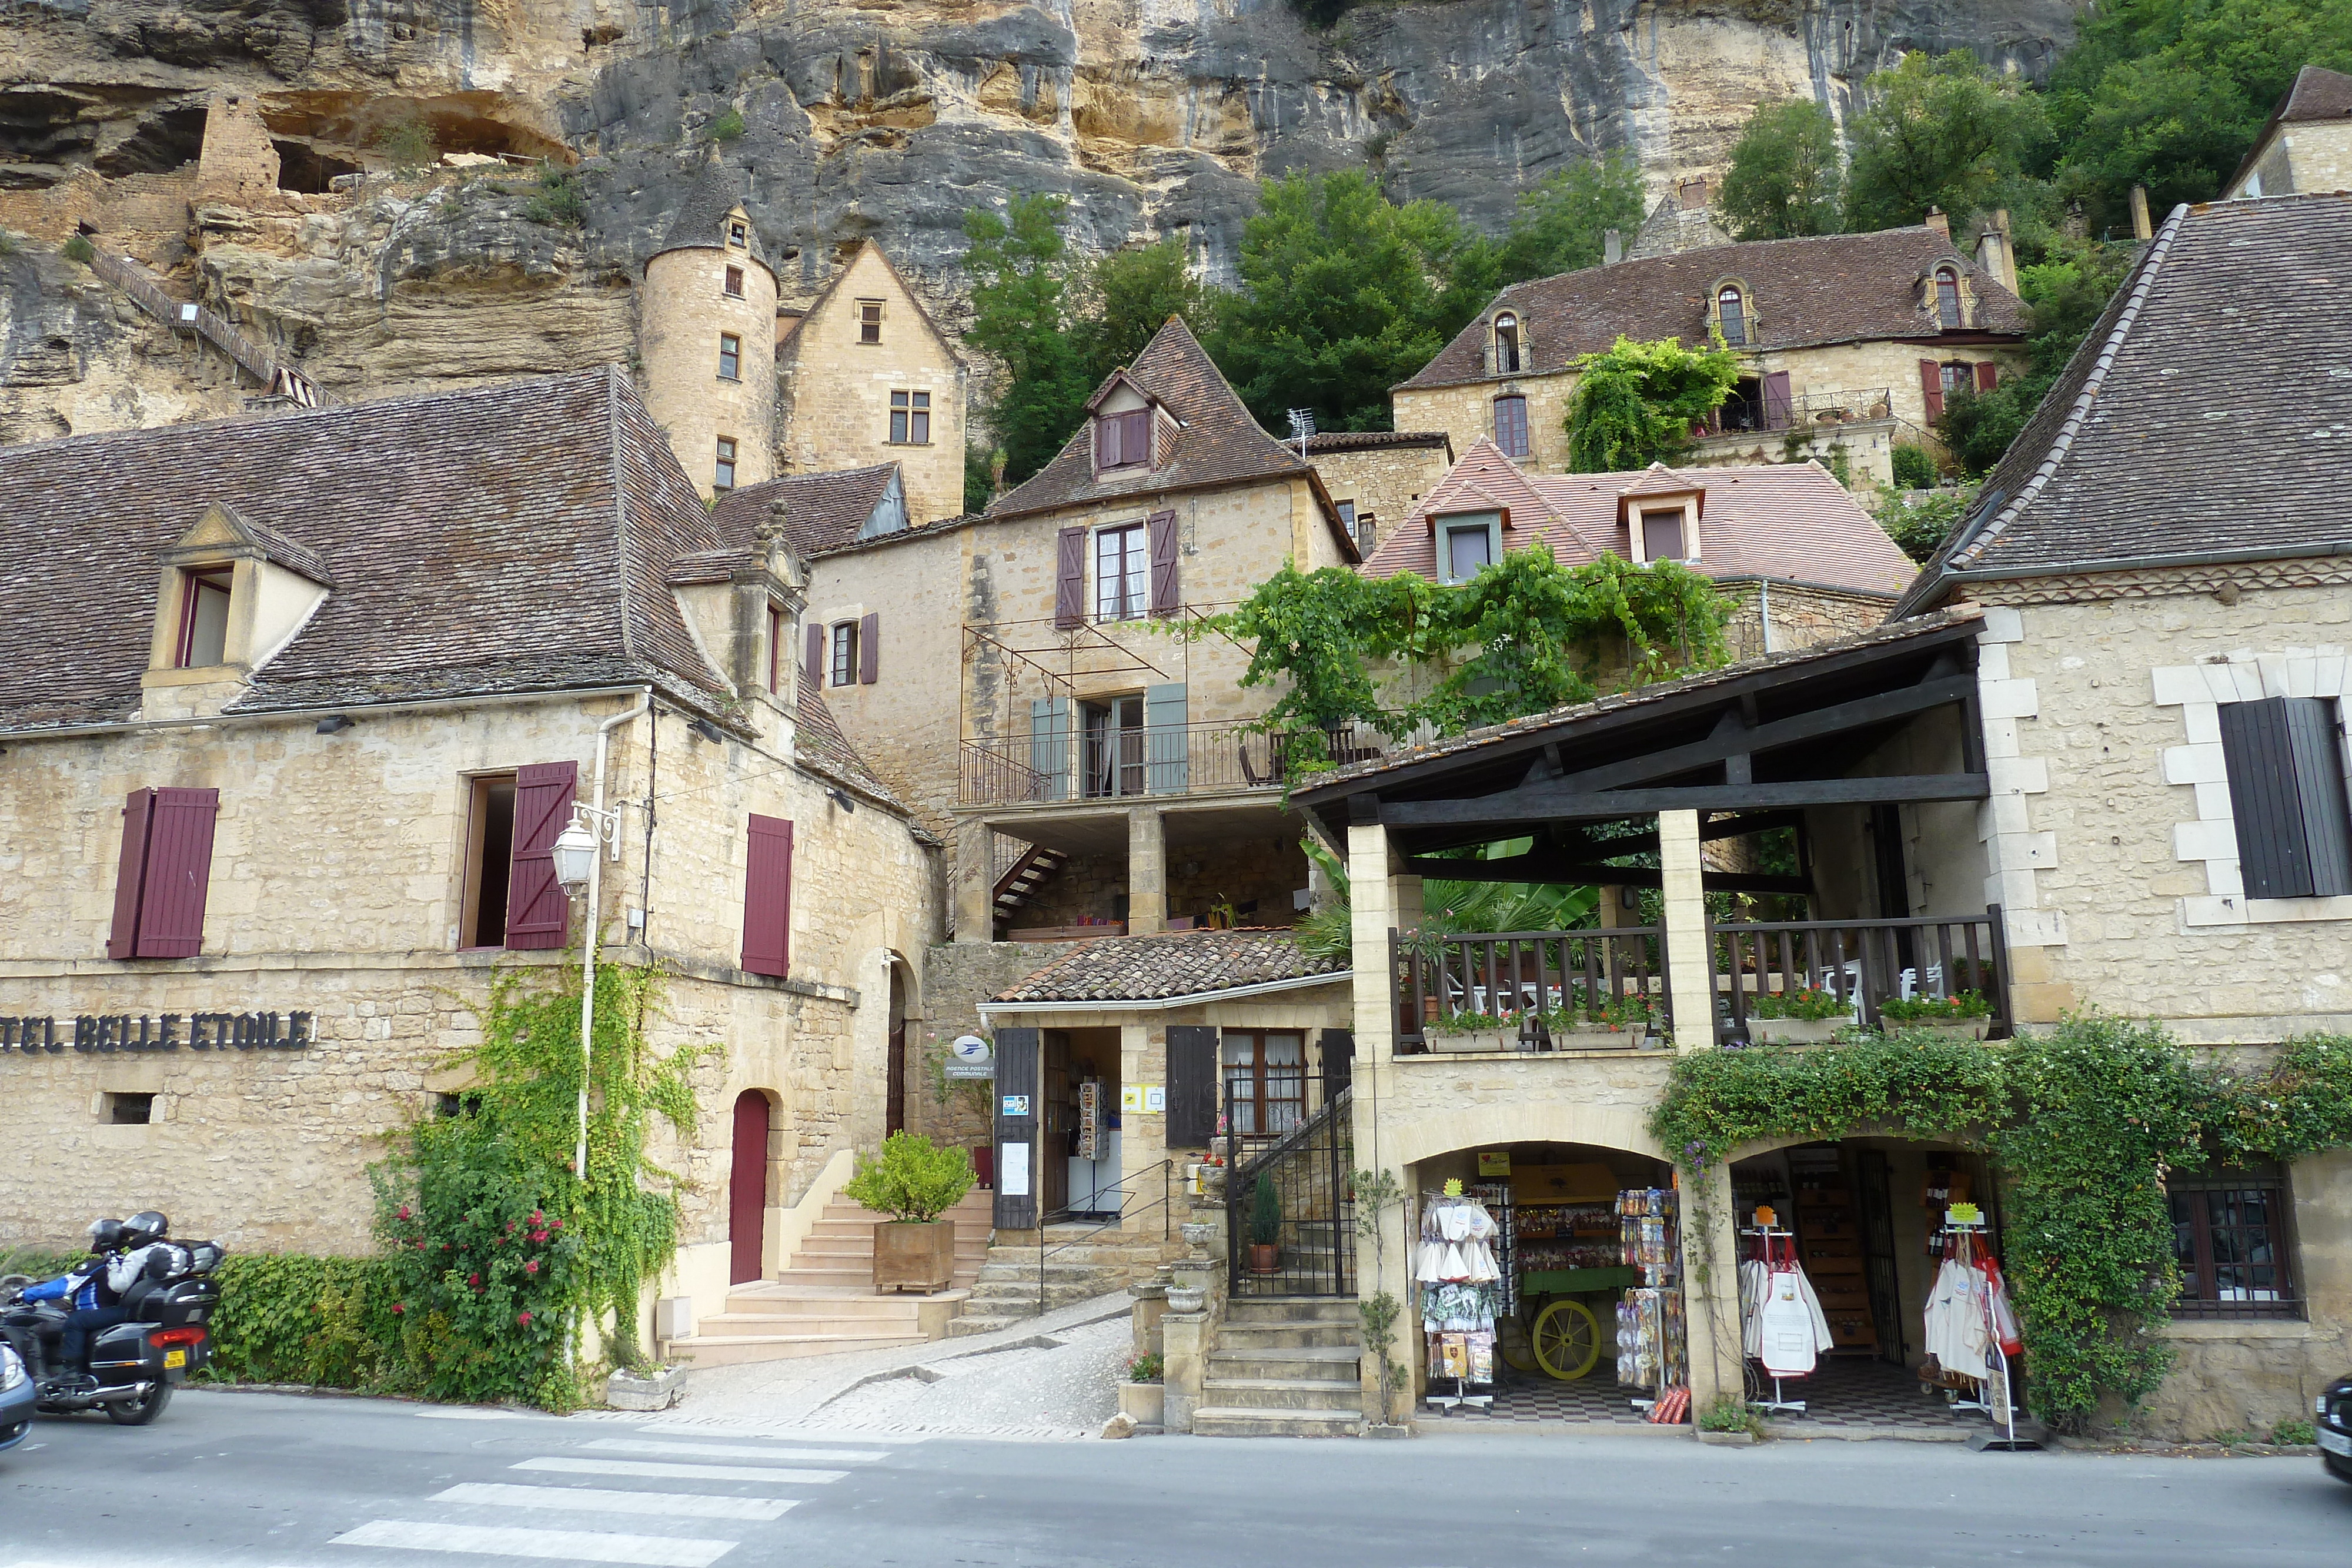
[1391,926,1671,1055]
[1710,907,2011,1041]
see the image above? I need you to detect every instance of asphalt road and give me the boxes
[1,1388,2346,1567]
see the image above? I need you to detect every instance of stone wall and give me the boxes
[2281,123,2352,197]
[1686,417,1900,494]
[1720,579,1899,663]
[1309,442,1453,549]
[641,238,779,497]
[194,92,280,209]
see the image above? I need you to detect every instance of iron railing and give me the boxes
[1035,1159,1172,1317]
[959,721,1396,807]
[1391,926,1671,1054]
[1709,907,2011,1042]
[1228,1085,1354,1297]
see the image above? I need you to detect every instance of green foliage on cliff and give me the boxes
[1720,101,1845,240]
[1844,51,2055,237]
[960,194,1093,487]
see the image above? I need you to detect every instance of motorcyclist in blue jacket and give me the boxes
[21,1219,128,1378]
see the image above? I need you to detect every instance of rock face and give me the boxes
[0,0,2077,423]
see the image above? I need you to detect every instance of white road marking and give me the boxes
[330,1519,735,1567]
[583,1437,888,1464]
[431,1483,795,1522]
[622,1419,929,1443]
[514,1456,848,1485]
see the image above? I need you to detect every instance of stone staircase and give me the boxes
[946,1222,1175,1338]
[665,1190,991,1367]
[1192,1296,1365,1437]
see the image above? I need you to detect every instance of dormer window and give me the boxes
[727,219,749,249]
[1717,286,1747,347]
[1935,268,1962,329]
[724,265,744,299]
[1435,511,1501,585]
[176,568,233,668]
[1494,312,1521,374]
[145,503,332,720]
[1640,508,1687,561]
[1097,409,1151,472]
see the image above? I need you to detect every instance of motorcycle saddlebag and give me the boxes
[151,1278,220,1330]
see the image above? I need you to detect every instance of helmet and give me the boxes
[121,1212,169,1248]
[85,1218,124,1253]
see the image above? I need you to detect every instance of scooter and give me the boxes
[0,1241,223,1426]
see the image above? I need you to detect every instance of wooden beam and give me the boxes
[1401,857,1811,896]
[1380,773,1992,826]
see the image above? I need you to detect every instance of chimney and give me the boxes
[1972,208,2018,295]
[1603,227,1623,265]
[2129,184,2153,240]
[1679,178,1709,210]
[1923,206,1950,239]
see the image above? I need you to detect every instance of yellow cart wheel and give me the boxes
[1531,1298,1602,1382]
[1496,1313,1538,1374]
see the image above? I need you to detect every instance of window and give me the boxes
[105,787,220,961]
[2218,696,2352,898]
[2170,1165,2298,1319]
[1940,361,1973,396]
[766,605,785,694]
[460,761,576,951]
[1097,409,1151,471]
[1935,268,1962,329]
[108,1092,155,1126]
[460,774,516,947]
[1222,1031,1305,1142]
[888,389,930,444]
[1641,507,1687,561]
[1094,522,1148,621]
[1718,286,1747,346]
[1357,514,1377,554]
[177,569,232,668]
[723,265,744,299]
[717,333,741,380]
[1335,499,1356,533]
[714,436,737,493]
[1492,394,1529,459]
[727,219,748,249]
[1439,516,1497,584]
[1494,312,1521,373]
[829,621,859,687]
[858,300,883,345]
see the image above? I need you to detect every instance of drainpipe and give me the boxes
[577,687,653,1182]
[1758,579,1776,655]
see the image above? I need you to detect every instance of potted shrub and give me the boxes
[1880,989,1994,1041]
[1748,985,1851,1045]
[843,1131,975,1293]
[1426,1009,1513,1053]
[1247,1174,1282,1274]
[1118,1353,1165,1427]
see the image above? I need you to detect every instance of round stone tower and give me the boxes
[639,164,780,499]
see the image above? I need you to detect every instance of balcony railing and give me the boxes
[1710,907,2011,1041]
[1391,926,1671,1055]
[1708,386,1895,435]
[958,721,1393,807]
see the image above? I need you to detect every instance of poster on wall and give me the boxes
[1001,1141,1031,1197]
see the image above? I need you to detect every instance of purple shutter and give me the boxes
[741,814,794,977]
[1146,510,1180,616]
[1762,370,1793,430]
[858,611,879,684]
[133,787,219,958]
[1974,362,1999,394]
[1919,360,1945,423]
[1054,526,1086,628]
[804,623,824,683]
[105,788,157,959]
[1125,410,1152,467]
[504,761,578,950]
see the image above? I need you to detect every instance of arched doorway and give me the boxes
[729,1090,771,1285]
[886,962,908,1137]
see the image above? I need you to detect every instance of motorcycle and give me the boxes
[0,1240,224,1426]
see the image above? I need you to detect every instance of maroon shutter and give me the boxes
[804,623,824,683]
[1124,410,1152,467]
[1974,362,1999,394]
[1146,510,1180,616]
[741,814,794,977]
[1054,526,1086,628]
[858,611,879,683]
[133,787,219,958]
[1762,370,1793,429]
[105,788,157,959]
[1919,359,1945,423]
[504,761,579,950]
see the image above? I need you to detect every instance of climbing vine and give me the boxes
[1651,1017,2352,1430]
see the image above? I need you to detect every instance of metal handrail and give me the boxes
[1036,1158,1172,1317]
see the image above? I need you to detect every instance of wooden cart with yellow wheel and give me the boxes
[1513,1266,1638,1381]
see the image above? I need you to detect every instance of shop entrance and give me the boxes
[1041,1028,1122,1220]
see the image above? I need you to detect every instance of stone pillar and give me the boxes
[1658,808,1716,1051]
[1162,1307,1207,1433]
[1679,1158,1745,1412]
[952,817,994,944]
[1127,807,1166,935]
[1347,823,1421,1426]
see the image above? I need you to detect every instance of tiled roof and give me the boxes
[795,680,921,823]
[1305,430,1454,455]
[1397,226,2027,392]
[0,367,732,732]
[1359,439,1916,598]
[234,513,336,587]
[1901,193,2352,611]
[2229,65,2352,191]
[991,929,1348,1004]
[710,463,901,559]
[650,162,773,272]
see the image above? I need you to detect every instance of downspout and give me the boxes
[577,687,653,1183]
[1758,579,1776,655]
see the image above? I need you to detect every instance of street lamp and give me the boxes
[555,802,627,1183]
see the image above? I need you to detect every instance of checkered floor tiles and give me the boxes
[1428,1356,1987,1430]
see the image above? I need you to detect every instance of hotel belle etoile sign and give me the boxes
[0,1012,319,1054]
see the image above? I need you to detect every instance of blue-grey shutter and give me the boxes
[992,1028,1041,1231]
[2284,698,2352,897]
[1144,683,1188,793]
[1029,697,1071,802]
[2220,696,2352,899]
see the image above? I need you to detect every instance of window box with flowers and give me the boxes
[1545,992,1658,1048]
[1426,1011,1516,1054]
[1879,990,1994,1041]
[1746,985,1853,1045]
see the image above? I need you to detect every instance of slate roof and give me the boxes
[795,680,920,822]
[223,510,336,587]
[1397,227,2027,392]
[649,162,773,272]
[710,463,903,559]
[1305,430,1454,455]
[988,319,1357,558]
[0,368,732,732]
[991,929,1348,1005]
[1896,192,2352,615]
[1359,439,1916,597]
[2228,65,2352,192]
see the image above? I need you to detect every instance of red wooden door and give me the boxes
[886,1021,907,1136]
[729,1091,770,1285]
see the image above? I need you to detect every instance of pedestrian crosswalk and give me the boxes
[327,1417,906,1564]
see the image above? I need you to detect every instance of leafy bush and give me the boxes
[198,1253,390,1388]
[1428,1010,1510,1037]
[1127,1352,1164,1383]
[708,109,746,142]
[377,117,436,174]
[1752,985,1847,1021]
[523,169,587,228]
[1248,1174,1282,1246]
[60,234,95,265]
[1879,989,1993,1022]
[2273,1417,2317,1447]
[843,1132,975,1223]
[1698,1395,1764,1435]
[1565,333,1742,473]
[1874,489,1972,564]
[1890,443,1939,490]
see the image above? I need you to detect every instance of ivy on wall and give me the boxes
[1651,1017,2352,1429]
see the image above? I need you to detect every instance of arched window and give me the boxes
[1935,268,1963,329]
[1716,286,1746,347]
[1494,312,1521,374]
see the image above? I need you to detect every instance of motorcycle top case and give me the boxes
[149,1278,220,1330]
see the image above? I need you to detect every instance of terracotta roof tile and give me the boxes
[991,929,1348,1004]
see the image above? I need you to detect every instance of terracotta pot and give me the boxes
[1248,1242,1280,1275]
[873,1218,956,1293]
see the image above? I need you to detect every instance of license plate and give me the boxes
[2320,1426,2351,1457]
[163,1350,185,1369]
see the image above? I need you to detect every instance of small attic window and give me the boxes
[177,568,233,668]
[858,300,884,345]
[1717,286,1747,346]
[1097,408,1151,472]
[727,219,749,249]
[1641,508,1688,562]
[1935,268,1962,329]
[1494,312,1521,373]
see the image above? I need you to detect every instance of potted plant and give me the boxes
[1548,992,1654,1048]
[1880,989,1995,1041]
[1748,985,1852,1045]
[842,1131,975,1293]
[1426,1009,1514,1053]
[1247,1174,1282,1274]
[1118,1353,1165,1427]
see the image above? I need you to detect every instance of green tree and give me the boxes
[1077,237,1211,384]
[1844,51,2053,236]
[1719,100,1846,240]
[1490,155,1647,285]
[1563,335,1741,473]
[960,195,1094,486]
[964,443,998,514]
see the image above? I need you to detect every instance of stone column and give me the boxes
[1679,1158,1745,1412]
[1127,807,1166,935]
[1658,808,1716,1050]
[952,816,995,944]
[1347,823,1421,1426]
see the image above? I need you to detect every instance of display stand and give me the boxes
[1740,1225,1808,1416]
[1936,1219,2029,1446]
[1615,1187,1686,1417]
[1419,1189,1499,1413]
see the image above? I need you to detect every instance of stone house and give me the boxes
[0,367,940,1350]
[1391,216,2030,492]
[640,166,781,499]
[1301,430,1454,556]
[2224,64,2352,199]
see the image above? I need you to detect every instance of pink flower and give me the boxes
[392,1303,405,1315]
[549,1219,562,1231]
[524,1260,539,1276]
[530,1229,548,1242]
[442,1242,453,1251]
[517,1311,533,1327]
[468,1272,481,1289]
[529,1211,544,1226]
[396,1205,412,1221]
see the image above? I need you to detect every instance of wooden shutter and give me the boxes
[2283,698,2352,897]
[1919,359,1945,423]
[1030,697,1071,801]
[2223,697,2352,900]
[858,611,879,684]
[741,813,794,977]
[1318,1028,1355,1100]
[1974,362,1999,394]
[993,1027,1041,1230]
[1146,510,1180,616]
[1124,410,1152,467]
[1165,1025,1220,1148]
[504,761,578,950]
[133,787,219,958]
[105,788,158,959]
[1143,682,1189,793]
[1762,370,1793,430]
[1053,526,1086,628]
[804,623,824,683]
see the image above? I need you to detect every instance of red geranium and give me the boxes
[467,1272,481,1289]
[517,1311,532,1326]
[524,1260,539,1275]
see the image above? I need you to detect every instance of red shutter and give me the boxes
[804,623,824,684]
[133,787,219,958]
[504,761,578,951]
[1919,359,1945,423]
[741,814,794,977]
[1146,510,1180,616]
[105,788,157,959]
[858,611,879,683]
[1054,526,1086,628]
[1974,362,1999,394]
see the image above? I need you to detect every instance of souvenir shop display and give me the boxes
[1418,1184,1501,1411]
[1614,1187,1688,1413]
[1922,1206,2026,1443]
[1504,1195,1633,1381]
[1740,1218,1833,1414]
[1789,1146,1876,1352]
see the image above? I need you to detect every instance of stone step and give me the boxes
[695,1310,927,1338]
[1212,1322,1361,1351]
[1198,1376,1367,1412]
[1189,1406,1364,1438]
[1207,1347,1362,1382]
[1222,1296,1360,1323]
[942,1313,1023,1338]
[667,1330,928,1367]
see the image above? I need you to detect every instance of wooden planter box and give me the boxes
[1749,1017,1847,1045]
[1428,1028,1515,1054]
[873,1219,957,1293]
[1892,1017,1992,1041]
